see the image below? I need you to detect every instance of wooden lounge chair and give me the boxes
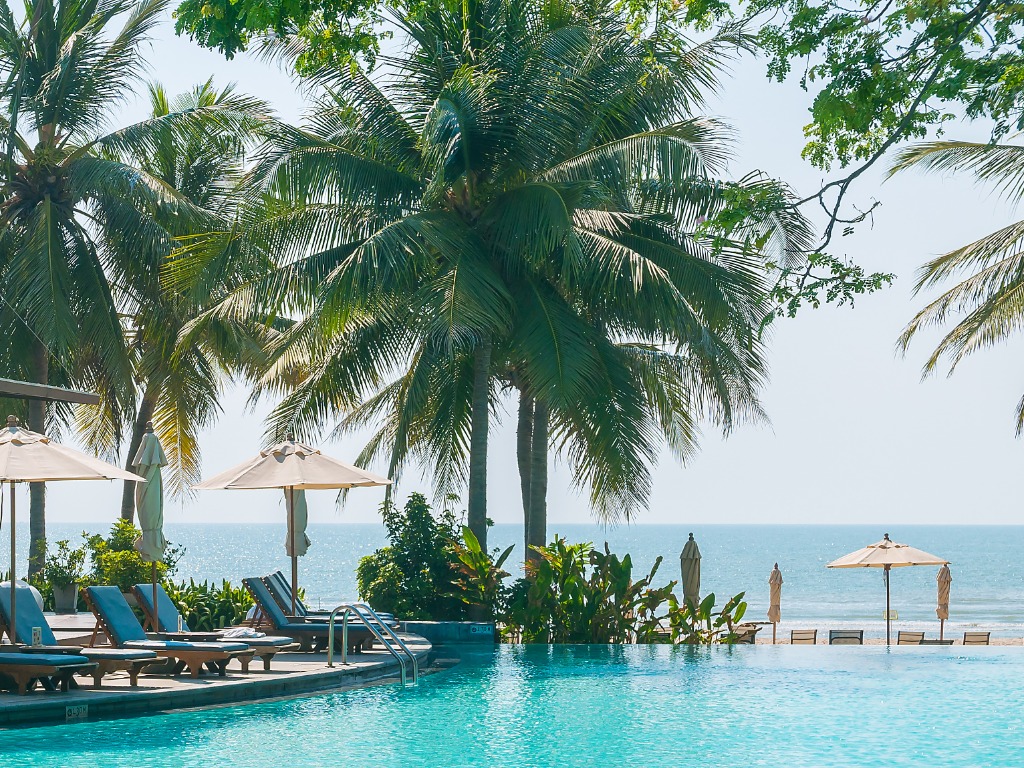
[828,630,864,645]
[0,652,95,695]
[919,639,954,645]
[263,572,398,628]
[897,631,924,645]
[0,586,158,687]
[963,631,991,646]
[132,583,293,671]
[82,586,254,678]
[790,629,817,645]
[732,624,760,644]
[243,578,373,653]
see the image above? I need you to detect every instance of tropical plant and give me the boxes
[84,519,184,592]
[449,526,513,620]
[202,0,809,556]
[41,539,86,588]
[165,579,253,630]
[356,493,469,620]
[893,138,1024,430]
[0,0,255,571]
[666,592,748,644]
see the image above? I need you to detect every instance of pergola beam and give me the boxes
[0,378,100,405]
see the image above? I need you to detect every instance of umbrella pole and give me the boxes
[152,561,158,633]
[772,622,777,645]
[940,618,944,642]
[885,564,891,646]
[288,486,297,616]
[8,481,14,644]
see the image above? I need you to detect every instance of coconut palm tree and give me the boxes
[0,0,257,570]
[894,138,1024,430]
[73,80,276,520]
[198,0,807,552]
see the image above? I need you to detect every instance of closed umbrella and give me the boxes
[827,533,949,645]
[132,422,167,632]
[0,416,144,641]
[195,435,390,614]
[768,563,783,644]
[936,564,952,641]
[680,533,701,605]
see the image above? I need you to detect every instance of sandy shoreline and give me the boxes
[755,636,1020,645]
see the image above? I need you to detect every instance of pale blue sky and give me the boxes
[36,14,1024,526]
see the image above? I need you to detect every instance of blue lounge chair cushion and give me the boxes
[0,652,91,667]
[123,640,249,653]
[0,587,58,645]
[265,571,396,623]
[132,583,185,633]
[80,648,158,661]
[84,586,150,644]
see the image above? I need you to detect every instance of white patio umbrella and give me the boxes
[0,416,144,641]
[827,533,949,645]
[680,533,701,604]
[194,435,391,614]
[936,564,952,641]
[132,422,167,632]
[768,563,783,644]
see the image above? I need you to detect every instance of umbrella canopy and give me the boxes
[768,563,783,624]
[195,435,391,613]
[936,564,952,635]
[194,438,391,491]
[680,533,701,604]
[827,533,949,645]
[132,424,168,563]
[0,416,144,642]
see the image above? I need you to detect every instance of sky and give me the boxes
[33,12,1024,527]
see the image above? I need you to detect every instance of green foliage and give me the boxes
[356,494,469,620]
[164,579,253,631]
[41,540,87,588]
[666,592,748,644]
[84,520,184,593]
[449,527,513,620]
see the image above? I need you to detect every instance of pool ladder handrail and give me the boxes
[326,603,419,686]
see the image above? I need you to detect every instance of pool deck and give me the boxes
[0,617,432,728]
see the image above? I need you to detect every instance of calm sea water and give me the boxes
[2,645,1023,765]
[25,523,1024,639]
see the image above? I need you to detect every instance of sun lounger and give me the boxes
[263,572,398,628]
[132,583,293,671]
[828,630,864,645]
[790,629,817,645]
[732,624,760,644]
[897,631,924,645]
[82,586,254,678]
[0,651,95,695]
[963,631,991,646]
[0,586,158,687]
[243,578,373,653]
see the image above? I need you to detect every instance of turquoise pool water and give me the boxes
[4,645,1023,766]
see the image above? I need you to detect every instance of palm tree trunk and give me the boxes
[516,390,533,558]
[27,340,48,577]
[120,388,158,522]
[467,340,491,555]
[527,399,548,564]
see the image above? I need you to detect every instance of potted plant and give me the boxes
[43,540,86,614]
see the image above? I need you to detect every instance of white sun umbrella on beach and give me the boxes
[132,422,167,632]
[680,533,701,604]
[936,565,952,641]
[827,533,949,645]
[194,434,391,614]
[768,564,783,644]
[0,415,145,641]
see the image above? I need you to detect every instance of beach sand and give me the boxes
[756,636,1020,645]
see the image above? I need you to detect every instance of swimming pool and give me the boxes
[3,645,1022,766]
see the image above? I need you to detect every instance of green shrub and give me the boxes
[42,539,86,588]
[165,580,253,631]
[84,519,184,593]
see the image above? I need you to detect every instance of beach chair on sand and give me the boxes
[82,586,254,678]
[243,578,373,653]
[732,624,760,644]
[263,572,399,628]
[0,651,94,695]
[132,583,293,671]
[0,586,157,687]
[790,629,817,645]
[963,632,991,646]
[828,630,864,645]
[897,631,924,645]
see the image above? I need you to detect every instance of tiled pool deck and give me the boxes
[0,614,431,728]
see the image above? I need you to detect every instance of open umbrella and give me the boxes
[195,435,391,614]
[0,416,144,641]
[827,533,949,645]
[768,563,783,644]
[936,564,952,640]
[680,533,701,604]
[132,422,167,632]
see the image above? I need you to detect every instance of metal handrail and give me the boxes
[355,604,419,684]
[326,604,418,686]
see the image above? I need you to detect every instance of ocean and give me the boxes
[24,523,1024,639]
